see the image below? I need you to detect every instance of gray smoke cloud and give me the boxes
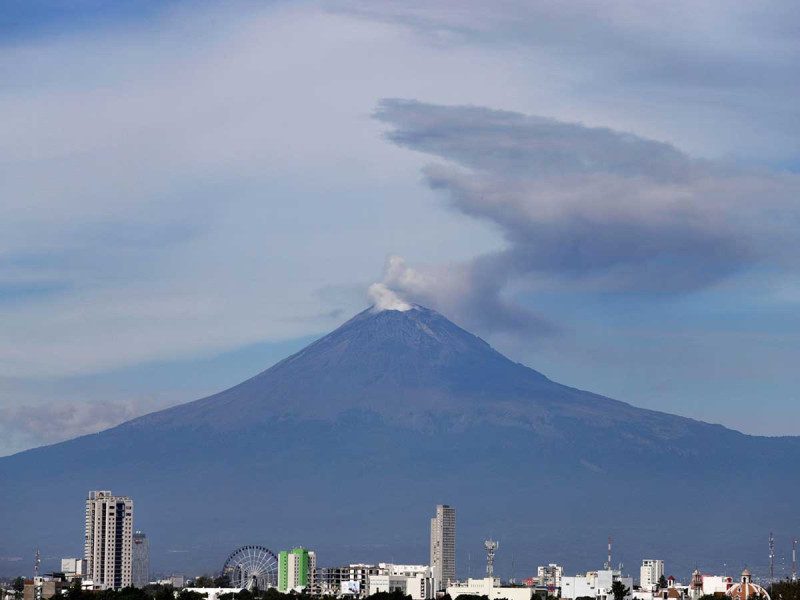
[372,99,800,332]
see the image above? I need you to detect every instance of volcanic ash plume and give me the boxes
[367,282,412,312]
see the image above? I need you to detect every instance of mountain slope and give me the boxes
[1,306,797,579]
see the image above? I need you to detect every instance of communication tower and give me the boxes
[769,532,775,585]
[485,540,499,578]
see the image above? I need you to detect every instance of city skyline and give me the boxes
[8,492,791,600]
[31,491,795,586]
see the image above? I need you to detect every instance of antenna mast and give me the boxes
[769,532,775,585]
[34,548,41,579]
[792,539,797,582]
[605,536,612,570]
[485,540,499,578]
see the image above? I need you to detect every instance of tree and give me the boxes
[366,591,413,600]
[770,580,800,600]
[177,591,208,600]
[12,578,25,593]
[658,576,668,590]
[154,585,176,600]
[62,580,91,600]
[611,580,630,600]
[117,587,149,600]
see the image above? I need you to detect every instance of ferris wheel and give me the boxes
[222,545,279,591]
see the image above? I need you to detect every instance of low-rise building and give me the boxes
[368,574,434,600]
[702,576,733,596]
[23,578,66,600]
[561,570,634,600]
[318,564,382,597]
[155,576,185,588]
[61,559,87,580]
[447,577,533,600]
[368,564,434,600]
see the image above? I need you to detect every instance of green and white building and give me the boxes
[278,547,316,592]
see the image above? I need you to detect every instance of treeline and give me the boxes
[60,582,184,600]
[770,580,800,600]
[53,583,415,600]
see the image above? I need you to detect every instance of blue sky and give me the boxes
[1,0,799,455]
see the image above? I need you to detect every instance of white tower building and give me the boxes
[430,505,456,590]
[85,490,134,590]
[640,560,665,590]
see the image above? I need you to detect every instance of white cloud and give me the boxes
[0,3,512,378]
[0,396,175,456]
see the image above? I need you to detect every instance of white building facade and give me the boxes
[702,576,733,596]
[447,577,533,600]
[561,570,634,600]
[368,564,434,600]
[640,561,665,591]
[430,505,456,590]
[538,564,564,590]
[84,490,134,590]
[61,558,87,579]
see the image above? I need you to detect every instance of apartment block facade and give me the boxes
[84,490,134,590]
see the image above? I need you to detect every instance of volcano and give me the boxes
[1,305,797,578]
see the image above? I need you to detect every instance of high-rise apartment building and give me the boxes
[278,548,316,592]
[640,560,665,590]
[430,504,456,590]
[84,490,134,590]
[132,531,150,588]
